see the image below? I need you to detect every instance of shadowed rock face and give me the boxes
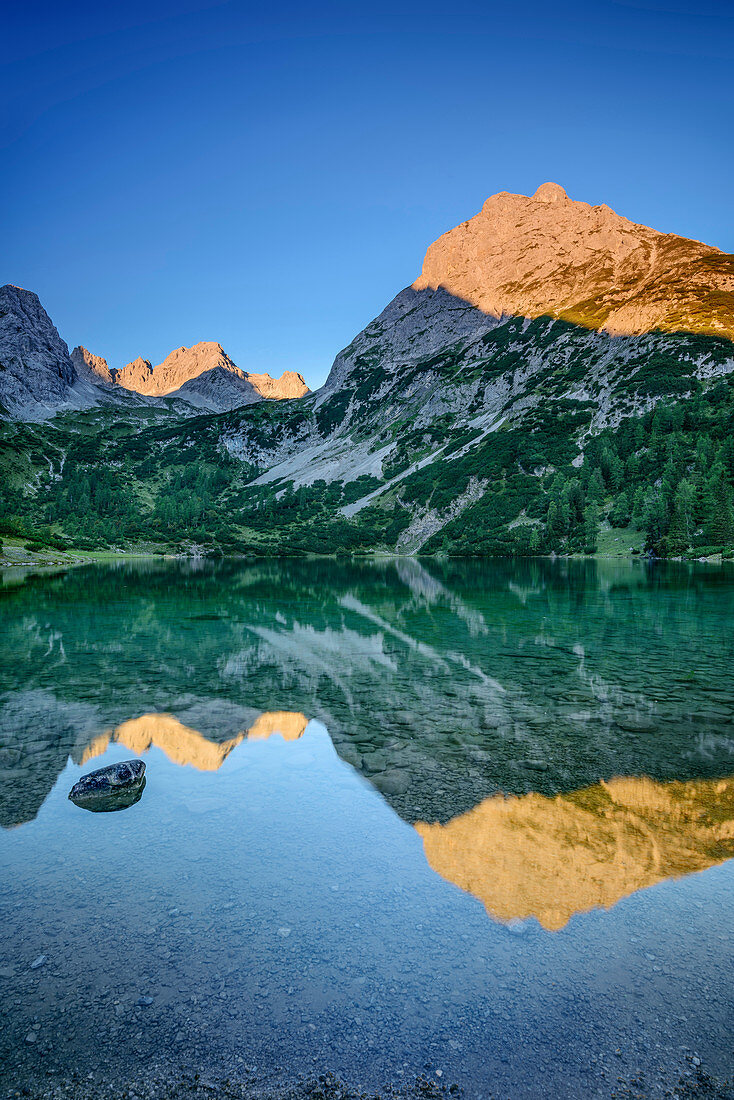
[0,285,77,418]
[413,182,734,340]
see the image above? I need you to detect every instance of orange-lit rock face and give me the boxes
[113,342,309,400]
[415,775,734,930]
[413,183,734,339]
[80,711,309,771]
[115,343,245,396]
[70,346,114,385]
[247,370,309,400]
[246,711,308,741]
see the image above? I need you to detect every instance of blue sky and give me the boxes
[2,1,733,389]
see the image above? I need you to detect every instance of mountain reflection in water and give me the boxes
[79,711,734,929]
[25,701,734,928]
[80,710,308,770]
[417,774,734,929]
[2,559,734,1095]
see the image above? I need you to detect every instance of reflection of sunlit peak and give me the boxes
[247,711,308,742]
[79,710,310,772]
[114,714,245,771]
[80,732,113,764]
[416,775,734,931]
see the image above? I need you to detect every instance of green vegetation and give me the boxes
[2,320,733,561]
[424,378,734,558]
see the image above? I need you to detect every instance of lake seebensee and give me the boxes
[1,558,733,1099]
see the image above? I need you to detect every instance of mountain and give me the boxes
[247,370,312,400]
[0,285,77,418]
[114,342,309,404]
[2,184,733,559]
[115,354,154,391]
[414,181,734,339]
[0,290,309,418]
[116,341,250,396]
[417,774,734,930]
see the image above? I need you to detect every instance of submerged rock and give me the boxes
[68,759,146,813]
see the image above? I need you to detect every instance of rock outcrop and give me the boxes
[115,355,154,392]
[70,346,114,385]
[248,370,309,400]
[0,285,77,418]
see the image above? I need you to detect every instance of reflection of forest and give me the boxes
[2,556,734,830]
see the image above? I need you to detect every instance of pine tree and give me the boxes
[669,479,697,548]
[608,455,625,491]
[642,488,668,550]
[588,468,605,502]
[546,500,559,538]
[632,487,646,530]
[609,491,631,528]
[703,467,734,547]
[583,502,599,552]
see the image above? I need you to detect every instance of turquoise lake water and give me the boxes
[1,558,733,1097]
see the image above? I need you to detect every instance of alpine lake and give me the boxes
[1,558,733,1099]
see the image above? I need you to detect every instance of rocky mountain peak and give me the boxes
[116,356,154,392]
[70,346,114,385]
[532,181,569,203]
[415,184,734,339]
[247,369,310,400]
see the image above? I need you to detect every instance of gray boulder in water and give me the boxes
[68,759,146,813]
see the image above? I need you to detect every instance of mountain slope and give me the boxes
[2,184,733,559]
[0,285,77,418]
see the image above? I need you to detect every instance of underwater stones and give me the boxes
[68,759,146,813]
[372,769,411,796]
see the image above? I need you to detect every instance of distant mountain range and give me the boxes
[1,183,733,558]
[0,286,308,419]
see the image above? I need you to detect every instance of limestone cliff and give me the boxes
[414,182,734,340]
[0,285,77,419]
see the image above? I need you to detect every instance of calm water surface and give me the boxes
[1,558,733,1097]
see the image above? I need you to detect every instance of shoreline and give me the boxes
[7,1059,733,1100]
[2,542,733,573]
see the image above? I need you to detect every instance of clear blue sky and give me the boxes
[2,1,733,389]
